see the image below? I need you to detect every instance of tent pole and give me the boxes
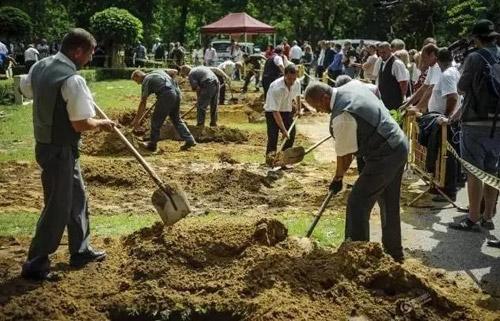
[273,34,276,47]
[244,33,248,53]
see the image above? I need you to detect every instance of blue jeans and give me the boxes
[461,125,500,175]
[151,87,195,146]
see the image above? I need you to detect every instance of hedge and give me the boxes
[0,78,14,105]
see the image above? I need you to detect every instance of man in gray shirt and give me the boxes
[131,69,196,151]
[180,65,220,127]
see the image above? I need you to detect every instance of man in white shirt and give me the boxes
[316,41,326,77]
[24,44,39,72]
[407,44,441,113]
[264,64,301,163]
[289,40,303,64]
[19,28,115,281]
[204,44,217,66]
[374,42,409,110]
[304,81,408,262]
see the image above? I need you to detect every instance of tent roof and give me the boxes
[201,12,275,34]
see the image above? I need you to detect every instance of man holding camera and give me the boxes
[449,20,500,238]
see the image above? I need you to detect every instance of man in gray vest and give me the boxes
[304,81,408,262]
[131,69,196,151]
[376,42,409,110]
[19,28,115,281]
[180,65,220,127]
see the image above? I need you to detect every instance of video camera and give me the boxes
[448,39,476,64]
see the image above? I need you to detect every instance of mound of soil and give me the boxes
[160,124,248,143]
[0,217,490,321]
[82,159,150,188]
[247,94,265,113]
[80,129,138,156]
[218,151,239,164]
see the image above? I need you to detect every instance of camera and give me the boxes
[448,39,476,64]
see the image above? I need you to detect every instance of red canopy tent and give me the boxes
[201,12,276,45]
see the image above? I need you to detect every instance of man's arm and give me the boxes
[272,111,289,139]
[413,85,434,113]
[132,96,148,129]
[72,118,115,132]
[399,80,408,98]
[334,154,354,179]
[445,93,459,117]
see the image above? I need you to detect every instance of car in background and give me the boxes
[330,39,380,49]
[211,40,256,64]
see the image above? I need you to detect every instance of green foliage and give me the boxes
[36,0,74,41]
[0,79,15,105]
[0,6,33,40]
[90,7,143,46]
[448,0,488,37]
[390,109,403,126]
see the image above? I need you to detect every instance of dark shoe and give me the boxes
[180,141,196,151]
[487,240,500,248]
[70,249,106,268]
[449,218,480,232]
[480,218,495,230]
[22,270,62,282]
[432,194,456,202]
[140,142,156,152]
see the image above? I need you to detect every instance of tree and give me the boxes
[90,7,143,67]
[0,6,33,41]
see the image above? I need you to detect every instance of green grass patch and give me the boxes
[88,79,141,113]
[0,104,35,162]
[0,211,160,237]
[281,211,345,247]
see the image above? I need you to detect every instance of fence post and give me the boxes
[13,75,23,105]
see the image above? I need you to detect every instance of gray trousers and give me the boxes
[24,143,90,273]
[345,142,408,259]
[196,81,219,126]
[151,87,195,146]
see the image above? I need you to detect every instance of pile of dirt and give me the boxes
[160,124,249,143]
[80,129,138,156]
[218,151,239,164]
[0,161,42,211]
[247,94,265,113]
[82,159,150,188]
[0,217,491,321]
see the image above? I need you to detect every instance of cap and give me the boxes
[471,19,500,37]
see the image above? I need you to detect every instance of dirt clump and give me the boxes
[160,124,248,143]
[248,94,265,113]
[82,158,150,188]
[0,217,494,321]
[80,129,139,156]
[218,151,239,164]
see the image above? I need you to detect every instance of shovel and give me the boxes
[270,114,300,168]
[280,134,332,166]
[94,104,191,226]
[306,191,336,237]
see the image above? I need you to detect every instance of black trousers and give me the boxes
[316,65,325,78]
[265,111,296,154]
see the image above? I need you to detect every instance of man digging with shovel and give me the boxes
[131,69,196,151]
[304,81,408,262]
[264,64,301,167]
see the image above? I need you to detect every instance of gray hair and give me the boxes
[335,75,352,87]
[304,82,333,101]
[377,41,391,49]
[390,38,405,50]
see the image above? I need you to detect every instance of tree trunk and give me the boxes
[178,1,190,44]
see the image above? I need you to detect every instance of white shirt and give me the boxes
[24,47,39,62]
[0,41,8,55]
[204,48,217,61]
[428,66,460,114]
[290,45,303,60]
[374,56,410,84]
[424,63,441,86]
[329,90,358,156]
[218,60,235,77]
[273,55,284,68]
[264,77,301,112]
[20,52,96,121]
[318,49,325,66]
[363,54,378,80]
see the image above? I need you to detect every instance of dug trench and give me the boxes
[0,217,494,321]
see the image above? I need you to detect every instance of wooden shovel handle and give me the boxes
[93,103,173,196]
[305,135,332,155]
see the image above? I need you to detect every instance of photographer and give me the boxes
[449,20,500,234]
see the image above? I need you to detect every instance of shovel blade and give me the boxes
[151,188,191,226]
[281,146,306,165]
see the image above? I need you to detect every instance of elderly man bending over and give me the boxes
[304,81,408,262]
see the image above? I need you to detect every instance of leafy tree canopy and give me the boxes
[0,6,33,40]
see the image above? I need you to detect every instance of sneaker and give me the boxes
[487,240,500,248]
[70,249,106,268]
[480,218,495,230]
[180,141,196,151]
[449,218,480,232]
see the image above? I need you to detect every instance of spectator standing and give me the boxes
[343,41,360,78]
[327,43,344,84]
[449,20,500,233]
[391,39,405,52]
[172,43,185,67]
[24,44,39,72]
[301,45,314,89]
[289,40,303,64]
[374,42,409,110]
[204,43,217,66]
[133,42,147,67]
[265,44,274,59]
[362,44,378,83]
[282,38,291,59]
[261,46,286,98]
[316,41,327,78]
[37,39,50,59]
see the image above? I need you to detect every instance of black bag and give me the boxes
[477,48,500,137]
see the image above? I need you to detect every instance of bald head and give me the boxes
[304,82,333,113]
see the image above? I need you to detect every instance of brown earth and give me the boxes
[0,217,495,321]
[160,124,249,143]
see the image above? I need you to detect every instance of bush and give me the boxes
[79,68,158,82]
[0,7,33,40]
[0,79,15,105]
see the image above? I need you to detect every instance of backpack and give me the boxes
[477,48,500,137]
